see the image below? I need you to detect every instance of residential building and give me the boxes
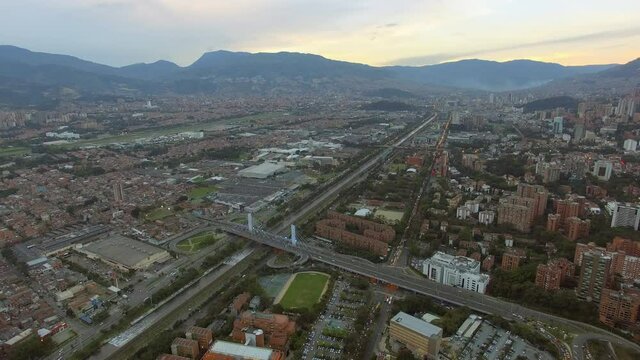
[610,203,640,230]
[577,251,612,303]
[566,217,590,241]
[186,326,213,352]
[389,312,442,359]
[456,206,471,220]
[231,311,296,350]
[171,338,200,360]
[552,116,564,135]
[481,255,495,271]
[478,210,495,225]
[599,288,640,329]
[546,214,560,232]
[501,248,526,271]
[422,252,490,293]
[535,258,575,291]
[623,139,638,152]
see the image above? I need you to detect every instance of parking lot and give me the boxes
[454,321,554,360]
[302,280,368,360]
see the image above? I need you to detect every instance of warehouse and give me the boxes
[77,235,171,271]
[238,162,286,179]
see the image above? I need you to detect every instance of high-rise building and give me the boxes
[577,251,612,303]
[478,210,495,225]
[599,288,640,329]
[610,203,640,230]
[623,139,638,152]
[555,199,581,225]
[566,217,590,241]
[501,248,527,271]
[592,160,613,181]
[546,214,561,232]
[422,252,490,293]
[574,123,585,142]
[552,116,564,135]
[535,258,575,291]
[113,182,124,203]
[607,237,640,257]
[516,184,548,218]
[185,326,213,353]
[389,312,442,359]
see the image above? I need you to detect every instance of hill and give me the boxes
[521,96,578,113]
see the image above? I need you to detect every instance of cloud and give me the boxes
[390,27,640,66]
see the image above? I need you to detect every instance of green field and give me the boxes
[0,146,29,158]
[144,207,173,221]
[176,231,219,252]
[188,185,218,200]
[278,272,330,310]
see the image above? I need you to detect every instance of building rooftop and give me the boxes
[209,340,274,360]
[391,312,442,337]
[429,251,481,273]
[80,234,168,269]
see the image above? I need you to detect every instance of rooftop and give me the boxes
[209,340,274,360]
[391,311,442,337]
[80,234,168,268]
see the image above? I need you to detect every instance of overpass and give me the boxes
[214,219,640,358]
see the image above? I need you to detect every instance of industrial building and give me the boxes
[389,311,442,359]
[422,252,490,293]
[77,235,171,271]
[238,162,286,179]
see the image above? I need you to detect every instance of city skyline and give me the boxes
[0,0,638,67]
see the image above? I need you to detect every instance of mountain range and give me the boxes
[0,45,637,108]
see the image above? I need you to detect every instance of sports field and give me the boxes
[188,185,218,200]
[276,272,330,310]
[176,231,219,252]
[144,207,173,221]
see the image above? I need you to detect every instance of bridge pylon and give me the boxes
[247,213,254,232]
[290,224,297,246]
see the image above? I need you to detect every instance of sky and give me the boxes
[0,0,639,67]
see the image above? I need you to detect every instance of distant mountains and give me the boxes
[0,45,636,108]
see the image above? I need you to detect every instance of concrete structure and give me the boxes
[498,184,547,232]
[478,210,495,225]
[390,311,442,359]
[456,206,471,220]
[201,340,284,360]
[623,139,638,152]
[577,251,612,303]
[77,235,171,271]
[610,203,640,230]
[238,162,286,179]
[422,252,490,293]
[592,160,613,181]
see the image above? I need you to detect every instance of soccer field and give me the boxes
[277,272,330,310]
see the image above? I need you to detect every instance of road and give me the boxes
[274,113,438,235]
[215,220,640,359]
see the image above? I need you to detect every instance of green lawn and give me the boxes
[144,207,173,221]
[278,272,330,310]
[188,185,218,200]
[176,231,219,252]
[0,146,29,158]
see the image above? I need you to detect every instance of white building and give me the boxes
[464,200,480,214]
[592,160,613,181]
[238,162,286,179]
[478,210,495,225]
[456,206,471,220]
[610,203,640,231]
[422,252,490,293]
[623,139,638,152]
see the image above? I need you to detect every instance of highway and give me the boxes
[274,113,438,235]
[215,220,640,359]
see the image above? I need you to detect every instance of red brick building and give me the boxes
[315,211,395,256]
[599,288,640,329]
[501,248,527,271]
[535,258,575,291]
[232,311,296,351]
[565,217,590,241]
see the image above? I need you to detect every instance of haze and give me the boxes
[1,0,638,67]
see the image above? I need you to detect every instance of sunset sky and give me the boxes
[1,0,638,67]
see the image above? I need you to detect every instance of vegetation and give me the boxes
[278,272,330,310]
[201,240,245,269]
[8,336,53,360]
[188,185,218,200]
[143,206,173,221]
[176,231,219,252]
